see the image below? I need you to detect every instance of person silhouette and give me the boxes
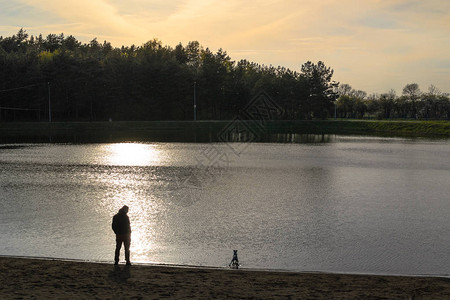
[112,205,132,266]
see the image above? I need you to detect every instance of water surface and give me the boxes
[0,136,449,275]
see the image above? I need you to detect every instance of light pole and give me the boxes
[47,82,51,122]
[334,101,337,119]
[193,81,197,121]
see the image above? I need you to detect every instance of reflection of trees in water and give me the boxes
[266,133,334,143]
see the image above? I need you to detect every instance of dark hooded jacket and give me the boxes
[112,208,131,235]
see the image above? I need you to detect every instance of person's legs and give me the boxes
[115,235,123,264]
[124,235,131,265]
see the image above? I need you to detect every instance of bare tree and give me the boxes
[402,83,421,119]
[337,83,352,96]
[427,84,441,97]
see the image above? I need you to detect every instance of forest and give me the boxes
[1,29,449,122]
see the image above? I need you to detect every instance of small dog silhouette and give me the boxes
[229,250,239,269]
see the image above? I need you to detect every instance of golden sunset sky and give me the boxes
[1,0,449,94]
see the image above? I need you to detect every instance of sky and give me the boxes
[1,0,449,95]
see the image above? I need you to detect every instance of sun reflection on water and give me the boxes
[98,143,166,263]
[103,143,161,166]
[129,204,155,263]
[106,185,163,263]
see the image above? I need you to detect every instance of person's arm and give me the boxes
[127,216,131,233]
[112,216,117,234]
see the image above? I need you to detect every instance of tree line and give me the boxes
[336,83,449,120]
[1,29,448,122]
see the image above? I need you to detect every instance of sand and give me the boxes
[0,257,449,299]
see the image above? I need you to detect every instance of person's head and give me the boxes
[120,205,129,214]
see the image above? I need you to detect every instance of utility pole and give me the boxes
[47,82,51,122]
[193,81,197,121]
[334,101,337,119]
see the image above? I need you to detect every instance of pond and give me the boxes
[0,135,449,276]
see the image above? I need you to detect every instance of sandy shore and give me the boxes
[0,257,449,299]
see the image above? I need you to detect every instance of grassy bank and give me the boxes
[0,120,449,143]
[271,120,450,136]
